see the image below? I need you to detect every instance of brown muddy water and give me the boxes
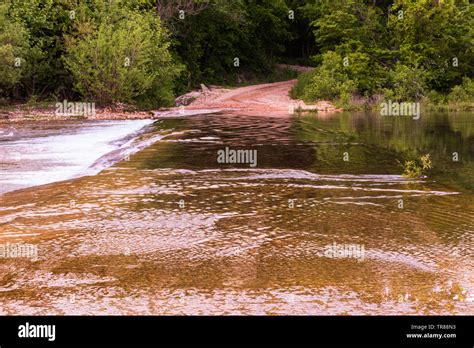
[0,112,473,315]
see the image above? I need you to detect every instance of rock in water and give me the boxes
[200,83,209,93]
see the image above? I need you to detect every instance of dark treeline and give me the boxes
[0,0,472,108]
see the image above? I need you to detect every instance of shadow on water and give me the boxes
[0,111,472,314]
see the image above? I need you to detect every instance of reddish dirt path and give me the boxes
[190,80,297,110]
[157,80,341,117]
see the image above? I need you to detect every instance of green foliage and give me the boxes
[289,69,314,100]
[0,0,182,106]
[171,1,250,89]
[282,0,316,64]
[0,2,29,93]
[448,78,474,104]
[424,90,447,106]
[293,0,391,102]
[168,0,292,90]
[294,0,473,106]
[63,2,182,106]
[0,0,472,108]
[384,63,427,101]
[292,51,356,104]
[388,0,473,92]
[343,52,379,94]
[401,154,432,178]
[8,0,74,97]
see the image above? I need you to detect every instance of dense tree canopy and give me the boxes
[294,0,473,107]
[0,0,472,108]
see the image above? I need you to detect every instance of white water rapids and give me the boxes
[0,120,153,194]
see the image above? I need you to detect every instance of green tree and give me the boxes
[64,1,182,106]
[161,0,291,89]
[0,2,29,95]
[8,0,74,98]
[294,0,473,105]
[388,0,474,92]
[298,0,392,99]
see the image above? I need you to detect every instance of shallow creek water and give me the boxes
[0,112,473,314]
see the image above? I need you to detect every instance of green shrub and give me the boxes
[297,51,356,102]
[337,80,357,109]
[401,154,432,178]
[167,0,292,89]
[289,69,315,100]
[385,64,427,101]
[448,78,474,104]
[341,51,381,95]
[64,3,182,106]
[424,90,446,106]
[299,0,473,108]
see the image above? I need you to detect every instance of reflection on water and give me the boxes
[0,112,473,315]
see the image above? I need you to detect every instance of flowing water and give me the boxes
[0,120,153,194]
[0,112,473,315]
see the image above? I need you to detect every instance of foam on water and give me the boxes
[0,120,153,194]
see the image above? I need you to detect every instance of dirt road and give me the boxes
[157,80,341,117]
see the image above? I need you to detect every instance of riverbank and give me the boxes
[0,103,154,123]
[0,80,342,123]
